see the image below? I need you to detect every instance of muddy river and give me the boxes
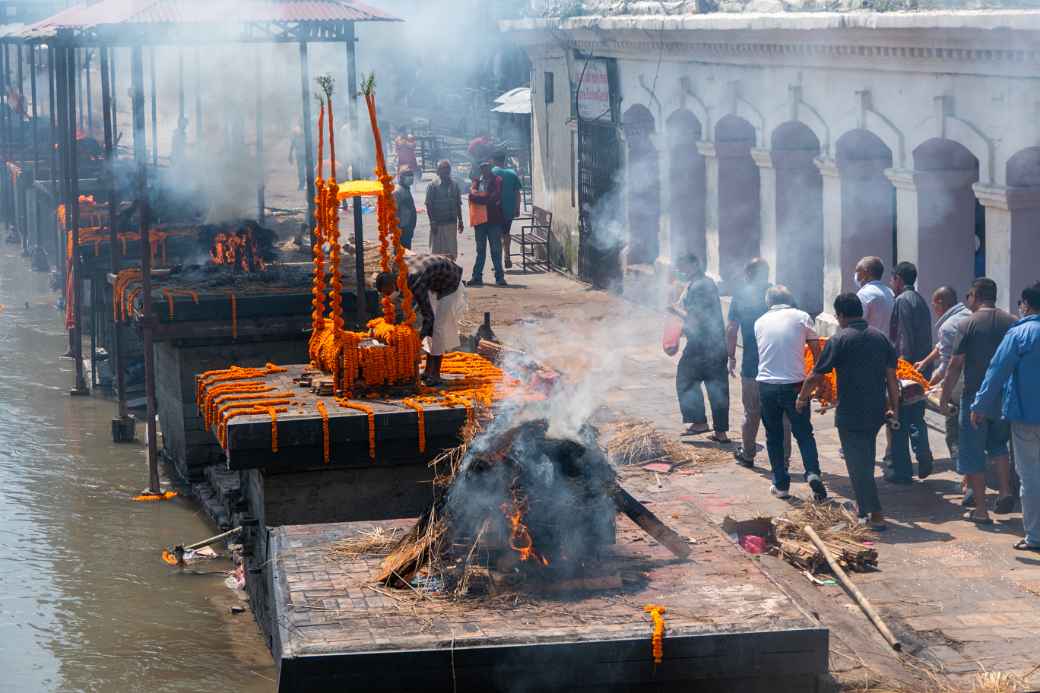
[0,249,277,692]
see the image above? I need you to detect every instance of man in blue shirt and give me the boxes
[492,152,522,270]
[971,282,1040,551]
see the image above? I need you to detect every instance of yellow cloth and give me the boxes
[337,180,384,200]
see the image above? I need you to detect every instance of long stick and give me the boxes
[183,526,242,552]
[613,484,691,559]
[803,525,901,651]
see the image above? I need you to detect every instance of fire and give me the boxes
[501,495,549,567]
[210,227,268,272]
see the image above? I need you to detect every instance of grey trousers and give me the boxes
[839,426,883,517]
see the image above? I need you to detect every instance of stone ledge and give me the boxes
[505,9,1040,33]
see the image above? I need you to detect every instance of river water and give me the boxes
[0,249,277,692]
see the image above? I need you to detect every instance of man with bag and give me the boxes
[669,254,730,443]
[467,161,507,287]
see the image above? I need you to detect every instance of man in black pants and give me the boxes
[800,293,900,531]
[671,254,729,443]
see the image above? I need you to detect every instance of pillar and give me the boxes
[817,158,843,323]
[697,141,721,280]
[887,167,976,304]
[751,148,777,283]
[974,184,1040,312]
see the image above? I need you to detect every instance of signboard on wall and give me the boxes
[576,59,613,122]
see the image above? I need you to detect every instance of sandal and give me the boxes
[682,423,710,436]
[1013,540,1040,552]
[963,511,993,526]
[707,433,731,444]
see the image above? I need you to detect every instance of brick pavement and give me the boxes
[397,176,1040,691]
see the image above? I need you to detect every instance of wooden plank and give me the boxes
[227,435,461,472]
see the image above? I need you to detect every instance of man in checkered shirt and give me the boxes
[375,254,464,385]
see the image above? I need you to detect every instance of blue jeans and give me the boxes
[759,381,821,491]
[471,223,505,283]
[1012,423,1040,547]
[889,400,933,480]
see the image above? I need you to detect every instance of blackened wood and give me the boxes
[613,485,692,559]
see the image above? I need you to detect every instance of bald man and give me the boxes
[425,159,464,260]
[854,256,895,335]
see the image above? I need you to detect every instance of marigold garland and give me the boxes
[643,604,667,665]
[336,398,376,459]
[402,398,426,453]
[317,400,330,464]
[805,342,928,408]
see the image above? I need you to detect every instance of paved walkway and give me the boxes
[404,176,1040,691]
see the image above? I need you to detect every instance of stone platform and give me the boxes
[260,515,828,692]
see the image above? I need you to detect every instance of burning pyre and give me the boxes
[376,419,617,594]
[197,220,278,272]
[376,415,689,597]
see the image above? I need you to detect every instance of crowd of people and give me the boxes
[672,253,1040,549]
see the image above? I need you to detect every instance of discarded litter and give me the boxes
[739,535,767,555]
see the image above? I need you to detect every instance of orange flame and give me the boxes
[210,228,267,272]
[501,495,549,567]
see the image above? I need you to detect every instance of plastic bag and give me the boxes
[662,316,682,356]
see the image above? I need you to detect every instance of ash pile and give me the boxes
[377,416,690,597]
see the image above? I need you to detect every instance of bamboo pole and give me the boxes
[803,525,901,651]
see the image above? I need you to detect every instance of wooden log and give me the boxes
[612,485,691,559]
[803,525,901,651]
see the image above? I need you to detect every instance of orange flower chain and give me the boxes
[804,340,928,408]
[402,398,426,453]
[336,398,376,459]
[161,288,199,321]
[317,400,331,464]
[644,604,667,665]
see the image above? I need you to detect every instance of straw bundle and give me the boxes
[773,503,878,573]
[605,419,696,467]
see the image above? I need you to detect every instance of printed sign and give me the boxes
[576,59,612,122]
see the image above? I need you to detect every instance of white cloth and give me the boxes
[754,305,818,384]
[857,280,895,336]
[425,285,465,356]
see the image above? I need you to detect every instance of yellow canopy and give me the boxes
[337,180,385,200]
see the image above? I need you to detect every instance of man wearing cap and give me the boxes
[393,167,417,250]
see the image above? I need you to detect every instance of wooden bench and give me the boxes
[514,205,552,273]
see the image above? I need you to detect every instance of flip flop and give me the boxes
[1013,540,1040,552]
[682,424,710,436]
[707,433,731,444]
[963,511,993,526]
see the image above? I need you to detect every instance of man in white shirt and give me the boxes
[754,285,828,501]
[855,256,895,335]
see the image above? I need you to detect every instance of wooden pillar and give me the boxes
[346,23,366,327]
[255,47,265,223]
[64,44,88,395]
[298,41,315,240]
[86,48,93,135]
[132,45,160,492]
[149,47,157,167]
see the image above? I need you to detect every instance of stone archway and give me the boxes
[835,129,895,296]
[714,114,759,288]
[979,147,1040,309]
[622,104,660,266]
[771,121,823,315]
[665,109,706,264]
[912,138,980,302]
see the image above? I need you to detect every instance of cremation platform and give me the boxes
[218,365,468,528]
[261,513,828,693]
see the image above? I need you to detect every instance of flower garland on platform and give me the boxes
[306,74,420,398]
[643,604,667,665]
[195,363,287,410]
[401,398,426,453]
[336,398,376,459]
[317,400,330,464]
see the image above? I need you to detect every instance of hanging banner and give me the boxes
[576,59,612,122]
